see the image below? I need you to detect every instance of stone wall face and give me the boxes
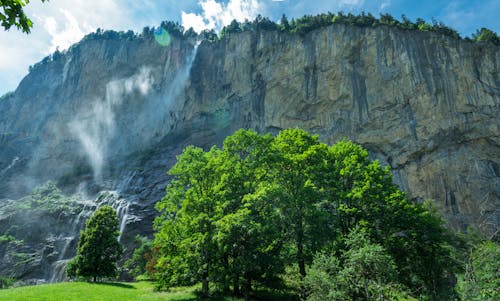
[0,24,498,282]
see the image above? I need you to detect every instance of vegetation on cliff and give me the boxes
[27,11,499,74]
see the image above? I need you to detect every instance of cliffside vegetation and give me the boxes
[27,12,499,74]
[149,128,463,300]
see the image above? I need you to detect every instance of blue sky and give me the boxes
[0,0,498,95]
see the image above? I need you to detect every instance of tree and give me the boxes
[271,129,330,281]
[124,236,153,280]
[0,0,47,33]
[459,241,500,300]
[67,205,122,282]
[325,141,457,299]
[154,146,222,296]
[154,131,285,299]
[472,28,500,45]
[304,229,412,301]
[215,129,284,299]
[279,14,290,31]
[153,128,458,300]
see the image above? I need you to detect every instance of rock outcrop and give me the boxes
[0,23,498,282]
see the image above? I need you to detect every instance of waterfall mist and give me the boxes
[68,67,153,180]
[0,40,202,285]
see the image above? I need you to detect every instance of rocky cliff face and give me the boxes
[0,24,498,283]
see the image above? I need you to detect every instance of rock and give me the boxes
[0,24,498,282]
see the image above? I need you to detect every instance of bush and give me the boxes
[458,241,500,300]
[0,276,15,289]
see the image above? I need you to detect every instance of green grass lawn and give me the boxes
[0,281,198,301]
[0,281,298,301]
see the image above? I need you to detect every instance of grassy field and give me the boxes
[0,281,201,301]
[0,281,300,301]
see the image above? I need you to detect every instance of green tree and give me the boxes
[272,129,330,281]
[305,229,413,301]
[153,129,458,300]
[325,141,457,299]
[459,241,500,300]
[214,130,284,299]
[154,131,285,299]
[279,14,290,31]
[154,146,222,296]
[0,0,47,33]
[67,205,122,282]
[124,236,153,280]
[472,27,500,45]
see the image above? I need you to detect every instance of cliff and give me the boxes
[0,23,498,283]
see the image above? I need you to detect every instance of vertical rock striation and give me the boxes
[0,24,498,282]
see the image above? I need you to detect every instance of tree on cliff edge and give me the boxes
[67,205,122,282]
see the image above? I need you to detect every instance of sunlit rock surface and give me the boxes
[0,24,498,282]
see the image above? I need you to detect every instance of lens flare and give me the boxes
[154,27,171,46]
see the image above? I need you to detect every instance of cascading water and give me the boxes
[50,260,69,283]
[0,156,19,176]
[47,41,201,283]
[49,200,95,283]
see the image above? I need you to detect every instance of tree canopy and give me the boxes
[0,0,47,33]
[67,205,123,282]
[152,128,456,300]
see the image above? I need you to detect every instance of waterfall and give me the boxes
[0,156,19,175]
[115,199,130,243]
[47,41,201,283]
[50,260,69,283]
[49,200,94,283]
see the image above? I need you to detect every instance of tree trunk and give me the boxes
[297,214,306,299]
[201,277,209,297]
[243,273,252,301]
[223,254,230,294]
[297,215,306,279]
[233,275,240,297]
[201,265,209,297]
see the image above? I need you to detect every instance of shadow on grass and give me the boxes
[91,282,136,289]
[191,289,299,301]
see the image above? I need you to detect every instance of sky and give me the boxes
[0,0,498,95]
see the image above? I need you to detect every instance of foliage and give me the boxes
[124,236,153,279]
[472,28,500,45]
[304,229,415,301]
[0,276,15,289]
[0,0,47,33]
[215,12,464,40]
[153,128,456,300]
[67,205,123,282]
[0,234,17,243]
[0,91,14,101]
[0,181,82,214]
[458,240,500,300]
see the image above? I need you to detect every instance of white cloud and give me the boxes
[0,0,143,94]
[339,0,365,6]
[379,1,391,11]
[181,0,263,33]
[42,9,90,52]
[181,11,208,33]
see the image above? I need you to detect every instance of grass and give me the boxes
[0,281,298,300]
[0,281,198,301]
